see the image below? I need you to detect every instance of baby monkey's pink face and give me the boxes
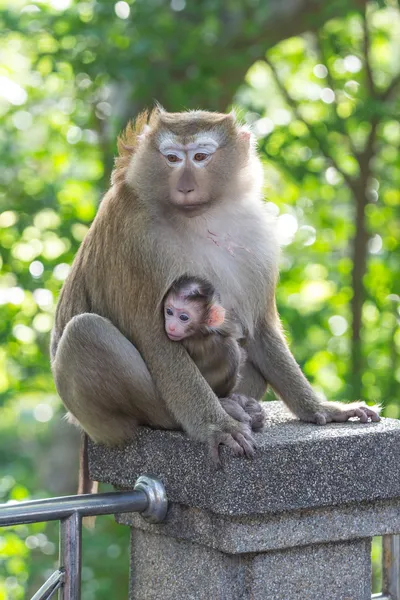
[164,294,202,341]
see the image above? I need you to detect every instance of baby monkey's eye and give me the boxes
[179,314,189,322]
[193,153,208,162]
[167,154,181,163]
[166,308,173,316]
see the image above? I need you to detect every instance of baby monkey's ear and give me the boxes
[207,304,226,328]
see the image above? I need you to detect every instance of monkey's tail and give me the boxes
[78,431,99,528]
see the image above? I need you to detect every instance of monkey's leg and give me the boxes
[52,313,178,445]
[249,324,380,424]
[232,361,267,431]
[234,360,267,399]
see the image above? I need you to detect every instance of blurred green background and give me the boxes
[0,0,399,597]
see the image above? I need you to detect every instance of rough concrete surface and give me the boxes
[118,497,400,553]
[129,532,371,600]
[248,539,372,600]
[89,401,400,516]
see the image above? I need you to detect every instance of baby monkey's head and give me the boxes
[164,276,225,341]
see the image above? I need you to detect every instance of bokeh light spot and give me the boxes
[13,324,36,344]
[29,261,44,278]
[50,0,72,9]
[254,117,274,137]
[66,126,82,144]
[344,55,362,73]
[313,64,328,78]
[298,225,316,246]
[276,214,298,246]
[12,111,33,130]
[0,76,27,106]
[328,315,348,336]
[115,1,130,18]
[53,263,71,280]
[368,234,383,255]
[171,0,186,11]
[33,404,54,423]
[33,313,53,333]
[33,288,54,310]
[320,88,335,104]
[0,211,18,228]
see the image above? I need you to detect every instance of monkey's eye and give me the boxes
[179,314,189,322]
[166,308,173,316]
[193,153,208,162]
[167,154,181,163]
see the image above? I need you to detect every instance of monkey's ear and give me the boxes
[239,125,253,143]
[239,128,251,142]
[207,305,226,328]
[238,125,255,153]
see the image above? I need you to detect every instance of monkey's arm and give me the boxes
[248,316,380,424]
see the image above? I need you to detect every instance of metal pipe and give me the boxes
[0,490,148,526]
[0,476,168,600]
[59,512,81,600]
[383,534,400,600]
[30,570,64,600]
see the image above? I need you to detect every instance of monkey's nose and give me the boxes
[169,325,176,332]
[178,186,195,194]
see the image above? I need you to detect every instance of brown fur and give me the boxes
[163,276,265,433]
[164,276,247,398]
[184,331,245,398]
[51,109,380,465]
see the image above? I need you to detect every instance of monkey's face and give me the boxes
[127,110,259,217]
[159,138,217,216]
[164,295,203,341]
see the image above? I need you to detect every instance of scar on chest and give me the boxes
[206,230,253,256]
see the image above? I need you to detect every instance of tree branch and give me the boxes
[264,56,358,194]
[232,0,367,53]
[362,9,376,98]
[380,72,400,102]
[315,31,359,158]
[350,186,369,397]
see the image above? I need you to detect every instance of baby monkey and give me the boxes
[163,276,265,444]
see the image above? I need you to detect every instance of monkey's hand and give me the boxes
[307,400,381,425]
[208,420,256,467]
[248,325,381,428]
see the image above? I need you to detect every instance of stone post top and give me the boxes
[88,401,400,516]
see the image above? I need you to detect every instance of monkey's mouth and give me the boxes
[179,203,209,216]
[167,333,184,341]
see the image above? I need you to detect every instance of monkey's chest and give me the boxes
[185,226,273,332]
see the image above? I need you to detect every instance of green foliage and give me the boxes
[237,2,400,409]
[0,0,398,597]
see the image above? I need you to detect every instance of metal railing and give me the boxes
[372,535,400,600]
[1,481,399,600]
[0,475,167,600]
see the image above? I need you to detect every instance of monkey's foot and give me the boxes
[311,401,381,425]
[209,423,256,467]
[220,397,251,426]
[229,394,266,432]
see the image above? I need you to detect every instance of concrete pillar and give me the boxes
[89,402,400,600]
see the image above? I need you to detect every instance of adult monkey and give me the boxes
[51,108,380,461]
